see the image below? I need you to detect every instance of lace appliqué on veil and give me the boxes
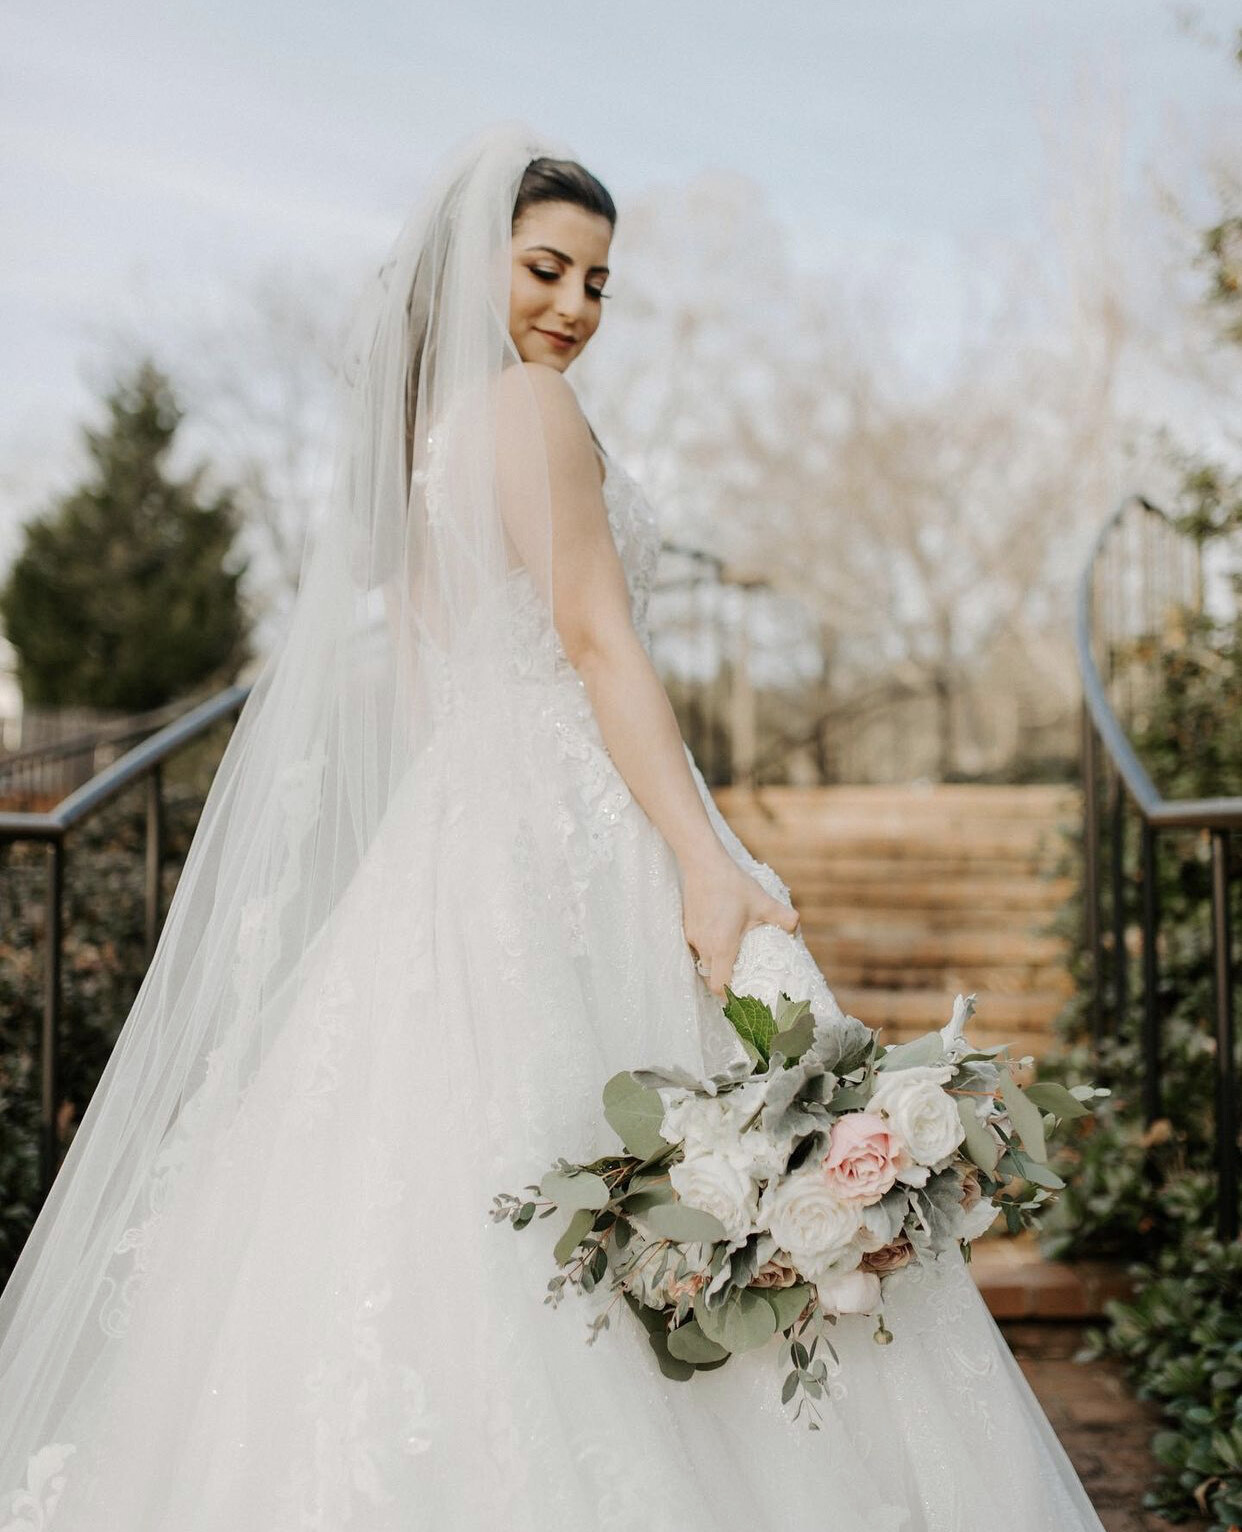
[0,1444,75,1532]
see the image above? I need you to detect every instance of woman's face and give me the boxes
[508,200,613,371]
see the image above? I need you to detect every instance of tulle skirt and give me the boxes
[0,691,1105,1531]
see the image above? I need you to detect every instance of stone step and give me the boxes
[827,984,1067,1036]
[767,853,1066,881]
[788,876,1074,912]
[717,783,1079,808]
[972,1232,1133,1320]
[809,927,1069,966]
[815,961,1075,996]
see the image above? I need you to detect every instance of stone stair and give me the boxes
[713,782,1081,1059]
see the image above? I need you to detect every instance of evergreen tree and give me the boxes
[0,359,251,710]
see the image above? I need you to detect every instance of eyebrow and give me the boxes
[523,243,610,276]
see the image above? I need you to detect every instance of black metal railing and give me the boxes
[0,684,251,1195]
[1077,494,1240,1238]
[0,690,224,808]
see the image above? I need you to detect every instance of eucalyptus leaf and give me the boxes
[1023,1081,1090,1120]
[622,1291,667,1335]
[553,1207,595,1266]
[539,1170,611,1211]
[602,1071,669,1159]
[1000,1073,1048,1164]
[762,1281,814,1332]
[621,1187,675,1216]
[955,1098,1000,1174]
[643,1201,728,1244]
[648,1327,696,1381]
[666,1318,731,1365]
[1005,1147,1065,1190]
[696,1287,777,1353]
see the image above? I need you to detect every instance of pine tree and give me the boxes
[0,359,252,710]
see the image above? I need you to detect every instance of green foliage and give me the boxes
[1038,450,1241,1524]
[0,359,252,709]
[0,731,230,1285]
[1039,528,1241,1264]
[1080,1241,1242,1530]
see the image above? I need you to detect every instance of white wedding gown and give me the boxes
[1,450,1105,1532]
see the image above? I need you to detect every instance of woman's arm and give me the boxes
[496,361,798,997]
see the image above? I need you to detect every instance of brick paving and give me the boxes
[1003,1322,1207,1532]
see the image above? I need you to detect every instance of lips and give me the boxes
[535,328,575,346]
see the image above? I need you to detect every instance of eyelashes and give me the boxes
[529,265,611,301]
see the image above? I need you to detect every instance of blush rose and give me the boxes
[820,1112,904,1205]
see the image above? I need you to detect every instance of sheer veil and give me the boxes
[0,119,580,1484]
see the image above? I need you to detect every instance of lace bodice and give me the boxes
[596,453,662,648]
[501,451,662,677]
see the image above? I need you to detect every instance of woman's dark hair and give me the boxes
[402,157,615,495]
[512,157,616,230]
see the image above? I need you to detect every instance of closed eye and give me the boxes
[530,265,610,301]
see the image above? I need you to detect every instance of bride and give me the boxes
[0,122,1106,1530]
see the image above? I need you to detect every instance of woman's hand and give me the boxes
[680,850,801,999]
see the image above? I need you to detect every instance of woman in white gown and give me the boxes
[0,122,1106,1531]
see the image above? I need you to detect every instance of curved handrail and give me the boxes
[1075,494,1242,831]
[0,684,251,842]
[0,680,252,1196]
[1075,490,1239,1239]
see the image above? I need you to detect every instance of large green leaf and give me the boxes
[622,1291,667,1335]
[695,1287,777,1353]
[761,1281,814,1332]
[553,1206,595,1266]
[722,988,777,1064]
[620,1187,675,1216]
[666,1317,731,1365]
[602,1071,668,1159]
[648,1327,696,1381]
[955,1098,1000,1174]
[1000,1073,1048,1164]
[539,1169,611,1211]
[643,1201,728,1245]
[1003,1147,1065,1190]
[1023,1081,1090,1121]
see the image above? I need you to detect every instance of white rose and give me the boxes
[727,1126,790,1182]
[758,1168,862,1278]
[868,1067,965,1167]
[659,1081,766,1157]
[816,1268,882,1316]
[668,1151,759,1245]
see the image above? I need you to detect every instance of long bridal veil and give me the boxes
[0,119,584,1492]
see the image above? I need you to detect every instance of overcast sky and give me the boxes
[3,0,1240,552]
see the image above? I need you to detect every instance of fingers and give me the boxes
[709,939,736,999]
[759,893,800,934]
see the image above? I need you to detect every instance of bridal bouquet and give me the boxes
[491,986,1103,1428]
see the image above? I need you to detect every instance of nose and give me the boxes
[555,284,588,326]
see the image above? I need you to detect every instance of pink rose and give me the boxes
[751,1256,800,1289]
[860,1235,914,1275]
[820,1113,903,1206]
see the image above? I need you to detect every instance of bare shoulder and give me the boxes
[495,362,596,484]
